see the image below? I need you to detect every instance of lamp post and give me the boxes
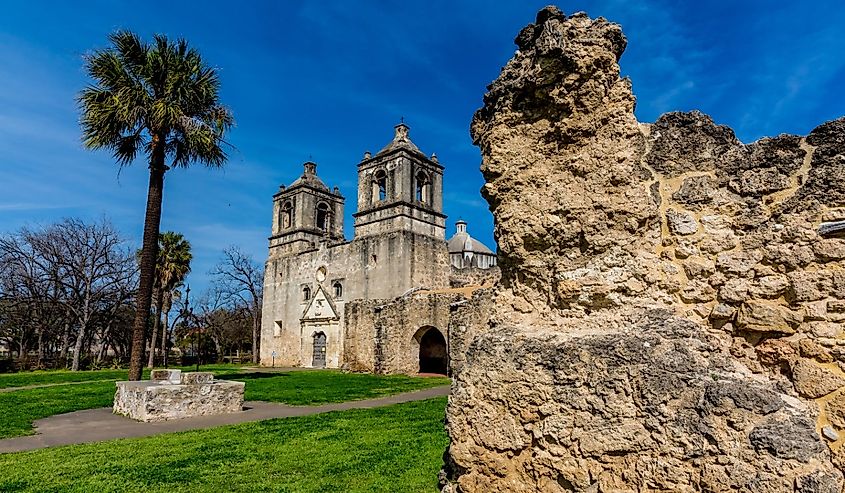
[180,285,196,372]
[193,304,199,372]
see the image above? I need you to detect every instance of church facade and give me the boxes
[260,124,497,374]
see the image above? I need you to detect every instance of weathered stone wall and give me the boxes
[443,6,845,492]
[449,265,501,288]
[341,298,380,372]
[260,229,450,368]
[446,288,493,379]
[345,292,467,374]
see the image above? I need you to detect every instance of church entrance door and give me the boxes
[417,327,447,375]
[312,332,326,368]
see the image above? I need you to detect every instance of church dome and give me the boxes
[288,161,330,192]
[447,220,494,255]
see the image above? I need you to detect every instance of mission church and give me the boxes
[260,123,498,375]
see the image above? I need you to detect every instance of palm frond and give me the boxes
[79,31,234,169]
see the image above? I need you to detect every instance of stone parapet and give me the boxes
[114,371,244,422]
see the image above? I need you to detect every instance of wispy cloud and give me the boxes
[1,0,842,293]
[0,202,74,212]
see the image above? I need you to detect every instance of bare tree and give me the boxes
[209,246,263,363]
[0,218,137,370]
[43,219,137,370]
[0,228,67,367]
[191,287,251,362]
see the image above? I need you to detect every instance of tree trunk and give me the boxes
[147,286,163,368]
[58,319,70,368]
[16,338,27,369]
[161,292,172,367]
[36,324,43,369]
[71,322,86,371]
[252,303,260,364]
[212,337,223,363]
[128,138,166,381]
[96,319,113,365]
[96,334,108,364]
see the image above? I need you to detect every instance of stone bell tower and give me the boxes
[353,123,446,240]
[269,161,345,257]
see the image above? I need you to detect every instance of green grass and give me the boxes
[0,397,448,492]
[236,370,450,405]
[0,369,134,389]
[0,382,116,438]
[0,370,448,439]
[0,364,248,389]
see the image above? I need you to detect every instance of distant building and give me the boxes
[260,123,497,375]
[448,219,497,269]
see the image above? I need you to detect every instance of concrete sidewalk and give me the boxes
[0,385,450,454]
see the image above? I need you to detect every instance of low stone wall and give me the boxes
[345,294,461,374]
[343,289,490,375]
[114,370,244,422]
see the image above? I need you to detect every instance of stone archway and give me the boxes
[414,326,447,375]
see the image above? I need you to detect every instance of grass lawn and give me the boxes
[0,382,116,439]
[0,369,448,439]
[0,364,246,389]
[236,370,450,405]
[0,396,449,492]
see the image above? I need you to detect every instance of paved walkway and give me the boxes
[0,385,450,454]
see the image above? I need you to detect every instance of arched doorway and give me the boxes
[415,327,447,375]
[312,332,326,368]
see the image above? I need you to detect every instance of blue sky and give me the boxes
[1,1,844,293]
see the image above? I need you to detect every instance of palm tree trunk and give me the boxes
[128,140,166,381]
[147,287,163,368]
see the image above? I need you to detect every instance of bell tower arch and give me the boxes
[269,161,345,257]
[353,123,446,240]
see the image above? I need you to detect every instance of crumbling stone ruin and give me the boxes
[114,369,244,422]
[442,6,845,492]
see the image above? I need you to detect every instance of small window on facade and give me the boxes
[332,281,343,299]
[303,285,311,301]
[281,201,293,229]
[373,170,387,203]
[316,202,329,232]
[415,171,431,204]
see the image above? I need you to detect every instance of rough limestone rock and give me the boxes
[790,359,845,399]
[114,371,244,422]
[442,6,845,492]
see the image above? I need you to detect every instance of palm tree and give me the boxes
[79,31,233,380]
[148,232,192,368]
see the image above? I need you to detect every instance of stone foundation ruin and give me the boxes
[114,369,244,422]
[442,6,845,492]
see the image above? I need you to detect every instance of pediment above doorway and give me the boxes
[301,285,339,321]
